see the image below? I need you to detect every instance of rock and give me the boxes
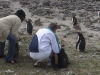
[0,6,3,9]
[45,15,54,19]
[88,34,93,37]
[63,35,67,38]
[4,69,14,74]
[73,25,81,31]
[66,71,75,75]
[34,18,43,26]
[42,0,50,6]
[0,1,10,8]
[57,25,61,29]
[0,8,13,17]
[84,18,92,28]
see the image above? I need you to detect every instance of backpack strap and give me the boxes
[29,34,39,52]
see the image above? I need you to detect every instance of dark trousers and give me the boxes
[0,33,17,61]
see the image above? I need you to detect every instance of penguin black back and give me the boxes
[26,19,33,35]
[76,32,86,52]
[78,32,85,41]
[73,16,77,26]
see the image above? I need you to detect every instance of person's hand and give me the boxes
[61,44,65,47]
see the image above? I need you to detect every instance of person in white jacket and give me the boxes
[29,23,61,66]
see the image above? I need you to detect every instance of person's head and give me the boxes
[49,23,58,32]
[15,9,26,22]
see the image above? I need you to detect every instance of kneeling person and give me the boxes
[29,23,61,66]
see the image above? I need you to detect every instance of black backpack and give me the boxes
[51,48,69,69]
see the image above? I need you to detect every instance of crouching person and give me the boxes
[0,9,26,63]
[29,23,61,67]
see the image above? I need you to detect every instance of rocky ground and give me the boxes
[0,0,100,75]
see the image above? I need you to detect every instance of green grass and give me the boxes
[0,34,100,75]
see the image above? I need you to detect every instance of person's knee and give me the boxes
[7,33,17,43]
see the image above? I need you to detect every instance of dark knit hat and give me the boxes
[15,9,26,17]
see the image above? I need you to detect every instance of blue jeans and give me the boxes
[0,33,17,61]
